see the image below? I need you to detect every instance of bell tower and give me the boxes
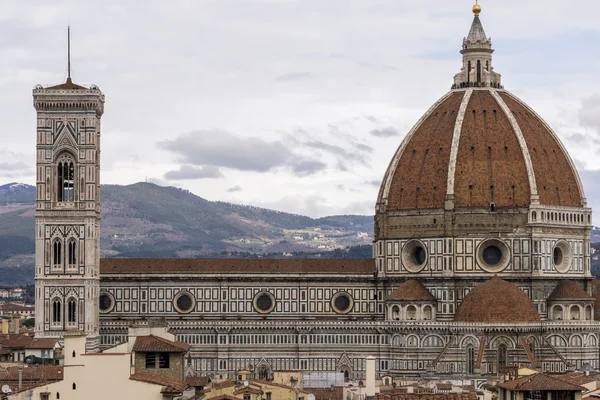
[33,28,105,352]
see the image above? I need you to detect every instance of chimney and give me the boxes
[18,366,23,391]
[365,356,376,399]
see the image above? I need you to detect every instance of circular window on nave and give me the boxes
[476,239,510,273]
[553,240,573,273]
[402,240,428,272]
[253,291,276,314]
[173,291,196,314]
[331,292,354,314]
[99,292,115,313]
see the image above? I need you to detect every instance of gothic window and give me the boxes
[466,345,475,374]
[67,239,77,268]
[57,157,75,202]
[476,60,482,83]
[52,240,63,268]
[497,344,508,371]
[67,298,77,326]
[52,298,62,326]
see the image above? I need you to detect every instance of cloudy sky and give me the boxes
[1,0,600,218]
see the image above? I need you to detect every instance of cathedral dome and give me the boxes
[454,276,540,323]
[376,11,584,214]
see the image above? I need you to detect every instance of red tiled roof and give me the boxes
[548,281,594,301]
[592,278,600,320]
[386,280,436,301]
[0,365,63,382]
[184,375,210,387]
[132,335,190,353]
[454,276,540,323]
[0,334,33,348]
[376,393,477,400]
[306,386,344,400]
[45,78,87,90]
[497,373,584,391]
[0,303,34,312]
[129,371,185,392]
[555,372,599,386]
[25,339,59,350]
[100,258,375,275]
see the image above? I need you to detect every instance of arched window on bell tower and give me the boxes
[57,155,75,202]
[52,298,62,327]
[67,298,77,327]
[67,239,77,269]
[52,239,63,269]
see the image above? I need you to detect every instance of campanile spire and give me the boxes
[452,1,502,89]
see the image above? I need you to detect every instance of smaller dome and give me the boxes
[547,280,593,301]
[386,280,436,302]
[455,276,540,323]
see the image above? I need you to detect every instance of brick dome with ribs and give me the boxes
[376,9,585,213]
[454,276,540,323]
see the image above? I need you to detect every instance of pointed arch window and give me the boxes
[52,240,63,268]
[466,345,475,374]
[67,298,77,327]
[57,156,75,202]
[497,344,508,371]
[52,298,62,327]
[476,60,482,83]
[67,239,77,268]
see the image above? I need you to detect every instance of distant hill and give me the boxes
[0,183,35,205]
[0,182,374,285]
[0,181,597,286]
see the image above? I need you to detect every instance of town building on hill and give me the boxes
[31,0,598,388]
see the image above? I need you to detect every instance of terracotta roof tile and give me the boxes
[0,365,63,382]
[592,279,600,320]
[454,276,540,323]
[386,280,436,301]
[132,335,190,353]
[45,79,87,90]
[184,375,210,387]
[548,280,594,301]
[100,258,375,275]
[497,373,584,391]
[25,339,59,350]
[305,386,344,400]
[0,334,33,348]
[555,372,599,386]
[129,371,185,392]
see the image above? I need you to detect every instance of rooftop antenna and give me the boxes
[67,26,72,83]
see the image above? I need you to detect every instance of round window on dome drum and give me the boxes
[173,291,195,314]
[476,239,510,273]
[253,292,275,314]
[331,292,354,314]
[482,245,502,266]
[402,240,428,273]
[553,240,573,273]
[99,292,115,313]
